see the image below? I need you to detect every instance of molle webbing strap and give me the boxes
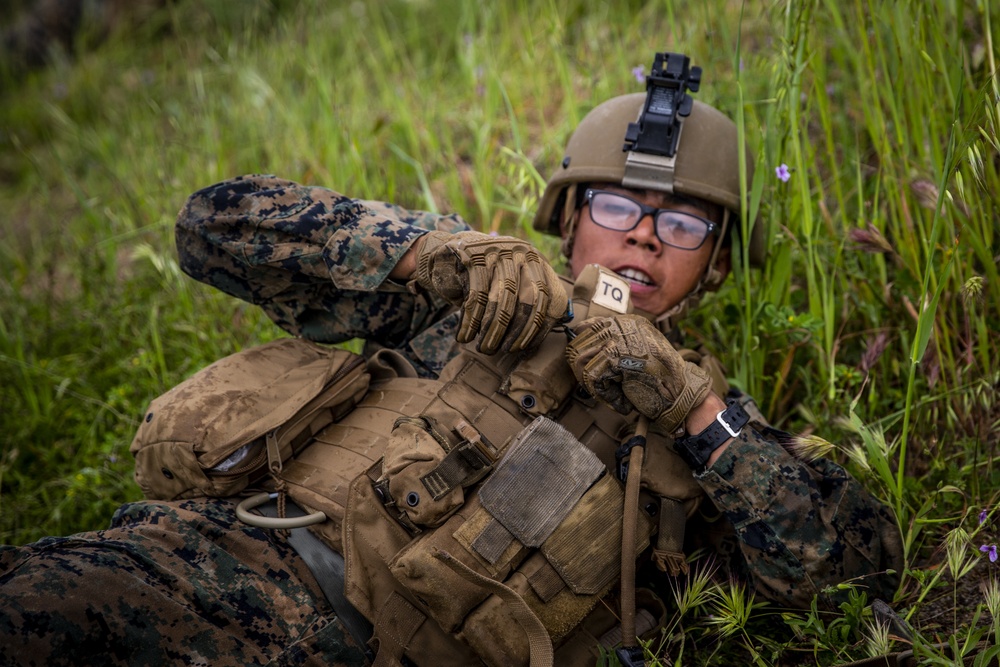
[365,459,382,483]
[470,517,516,565]
[526,560,567,603]
[553,397,595,441]
[434,550,554,667]
[370,591,425,667]
[652,498,689,576]
[420,421,495,500]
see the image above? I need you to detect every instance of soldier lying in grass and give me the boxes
[0,52,903,667]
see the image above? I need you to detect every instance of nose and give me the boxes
[624,213,662,253]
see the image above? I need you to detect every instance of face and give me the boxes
[566,184,727,317]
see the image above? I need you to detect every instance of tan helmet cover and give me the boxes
[533,93,764,267]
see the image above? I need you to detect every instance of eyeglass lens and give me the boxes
[587,190,714,250]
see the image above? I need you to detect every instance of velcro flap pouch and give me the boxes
[478,415,651,595]
[478,416,606,548]
[130,337,368,500]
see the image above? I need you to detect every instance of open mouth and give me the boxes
[615,267,655,288]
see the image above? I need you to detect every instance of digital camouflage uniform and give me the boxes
[0,498,367,666]
[0,174,903,665]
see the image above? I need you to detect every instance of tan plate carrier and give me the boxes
[131,265,728,667]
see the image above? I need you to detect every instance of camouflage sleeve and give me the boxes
[692,426,904,609]
[175,174,470,348]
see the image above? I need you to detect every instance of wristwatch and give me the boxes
[673,399,750,469]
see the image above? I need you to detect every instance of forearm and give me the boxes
[683,392,731,467]
[693,425,904,608]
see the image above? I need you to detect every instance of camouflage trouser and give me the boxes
[0,498,368,667]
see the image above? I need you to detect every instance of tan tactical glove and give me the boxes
[413,230,568,354]
[565,315,712,434]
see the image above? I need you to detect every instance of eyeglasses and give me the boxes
[584,189,718,250]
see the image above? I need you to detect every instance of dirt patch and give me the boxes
[910,561,995,636]
[903,526,1000,644]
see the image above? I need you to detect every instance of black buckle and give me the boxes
[615,645,646,667]
[615,434,647,481]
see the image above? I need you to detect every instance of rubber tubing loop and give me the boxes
[236,492,327,529]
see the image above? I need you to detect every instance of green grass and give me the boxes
[1,0,998,664]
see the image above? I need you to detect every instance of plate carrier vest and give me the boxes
[131,265,731,667]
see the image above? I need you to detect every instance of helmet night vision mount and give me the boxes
[623,52,702,158]
[621,52,702,193]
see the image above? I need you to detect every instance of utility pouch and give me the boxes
[130,337,369,500]
[378,355,523,531]
[503,330,577,417]
[381,413,488,530]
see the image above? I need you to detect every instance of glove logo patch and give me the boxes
[618,357,646,371]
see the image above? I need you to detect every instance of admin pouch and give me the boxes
[129,337,370,502]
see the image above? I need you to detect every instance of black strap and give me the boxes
[419,439,493,499]
[254,498,374,654]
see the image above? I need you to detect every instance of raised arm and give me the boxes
[175,174,469,351]
[564,314,904,608]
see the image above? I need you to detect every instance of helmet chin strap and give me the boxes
[558,184,579,260]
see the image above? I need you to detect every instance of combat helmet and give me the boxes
[533,53,764,325]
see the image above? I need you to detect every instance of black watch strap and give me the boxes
[673,400,750,469]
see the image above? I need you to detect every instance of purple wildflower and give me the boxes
[632,66,645,83]
[776,164,791,182]
[981,509,989,524]
[982,544,999,563]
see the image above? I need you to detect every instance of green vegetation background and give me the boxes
[1,0,999,663]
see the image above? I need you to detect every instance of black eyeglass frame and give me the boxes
[583,188,718,250]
